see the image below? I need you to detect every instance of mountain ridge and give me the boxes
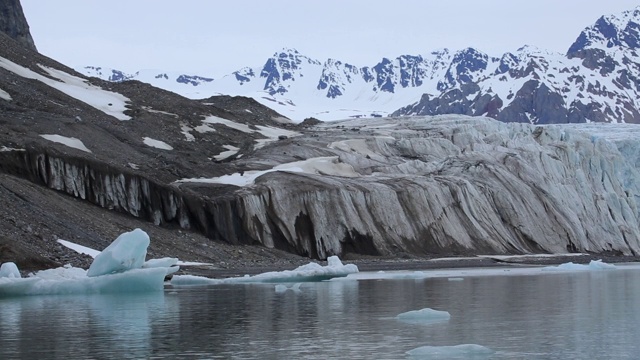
[80,6,640,124]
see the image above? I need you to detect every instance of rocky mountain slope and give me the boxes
[0,27,309,271]
[3,2,640,272]
[80,7,640,124]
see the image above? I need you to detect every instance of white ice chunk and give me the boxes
[143,257,180,276]
[396,308,451,324]
[171,256,358,286]
[235,255,358,283]
[170,274,222,286]
[406,344,494,359]
[143,257,178,268]
[447,277,465,281]
[0,262,21,278]
[31,264,87,280]
[87,229,150,277]
[542,259,617,272]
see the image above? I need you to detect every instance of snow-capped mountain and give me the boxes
[396,7,640,124]
[80,7,640,124]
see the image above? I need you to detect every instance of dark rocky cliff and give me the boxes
[0,0,36,51]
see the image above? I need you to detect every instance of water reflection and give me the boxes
[1,269,640,359]
[0,292,169,359]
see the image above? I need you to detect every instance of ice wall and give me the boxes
[237,117,640,257]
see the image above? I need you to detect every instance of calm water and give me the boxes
[2,267,640,359]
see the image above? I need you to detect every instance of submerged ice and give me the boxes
[396,308,451,324]
[0,229,178,297]
[406,344,494,359]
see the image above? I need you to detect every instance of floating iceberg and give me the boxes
[406,344,494,359]
[87,229,150,277]
[541,259,617,272]
[396,308,451,324]
[171,256,358,286]
[0,229,178,297]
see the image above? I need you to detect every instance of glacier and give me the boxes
[13,114,640,260]
[222,115,640,258]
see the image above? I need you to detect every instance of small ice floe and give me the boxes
[171,256,358,286]
[406,344,494,359]
[396,308,451,324]
[0,229,179,297]
[541,259,617,272]
[447,277,464,281]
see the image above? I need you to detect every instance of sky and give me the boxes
[21,1,640,78]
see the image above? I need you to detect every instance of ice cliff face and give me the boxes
[228,117,640,258]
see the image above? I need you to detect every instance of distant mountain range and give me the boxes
[80,6,640,124]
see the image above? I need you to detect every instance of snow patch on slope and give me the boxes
[40,134,91,153]
[0,56,131,120]
[0,88,11,100]
[143,137,173,150]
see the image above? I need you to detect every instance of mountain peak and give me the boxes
[276,47,301,56]
[568,6,640,55]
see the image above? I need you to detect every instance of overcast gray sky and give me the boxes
[21,1,640,77]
